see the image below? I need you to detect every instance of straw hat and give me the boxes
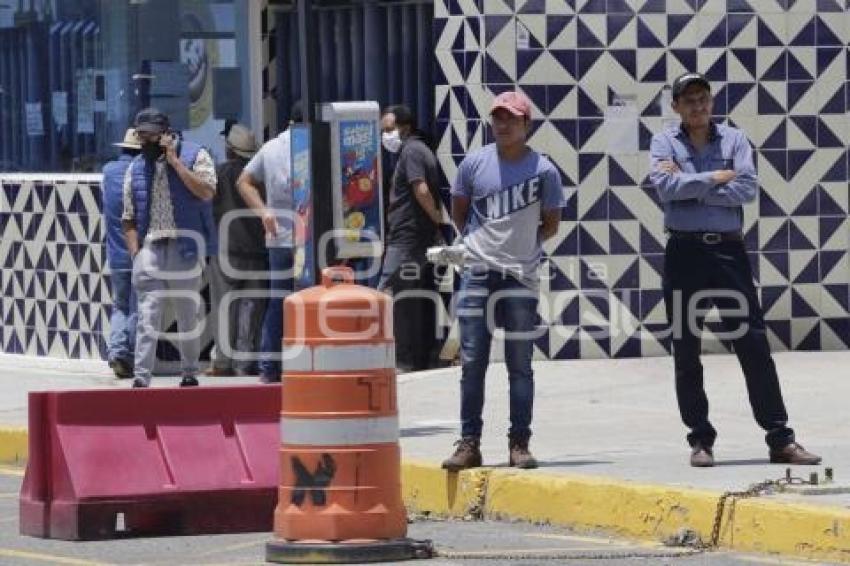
[113,128,141,150]
[226,124,258,158]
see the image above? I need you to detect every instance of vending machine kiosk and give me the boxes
[290,101,384,290]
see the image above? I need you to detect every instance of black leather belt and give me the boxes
[667,230,743,244]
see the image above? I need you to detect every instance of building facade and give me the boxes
[0,0,848,361]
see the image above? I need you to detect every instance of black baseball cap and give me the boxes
[134,107,170,134]
[670,72,710,100]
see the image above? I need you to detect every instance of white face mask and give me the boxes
[381,130,402,153]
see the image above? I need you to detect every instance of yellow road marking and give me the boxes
[196,538,267,557]
[0,548,112,565]
[442,546,642,556]
[0,492,19,498]
[524,533,628,545]
[735,555,827,565]
[0,466,24,477]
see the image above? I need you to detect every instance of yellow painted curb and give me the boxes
[0,428,27,465]
[401,460,488,518]
[402,463,850,564]
[4,429,849,563]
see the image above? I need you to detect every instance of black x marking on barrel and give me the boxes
[291,454,336,506]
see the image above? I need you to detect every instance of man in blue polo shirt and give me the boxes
[649,72,821,467]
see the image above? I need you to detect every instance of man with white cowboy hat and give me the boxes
[206,123,267,377]
[102,128,142,379]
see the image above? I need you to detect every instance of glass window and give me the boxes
[0,0,253,172]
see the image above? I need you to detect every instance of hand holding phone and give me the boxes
[160,132,179,164]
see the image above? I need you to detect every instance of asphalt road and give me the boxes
[0,469,836,566]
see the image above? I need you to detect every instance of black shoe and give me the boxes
[180,376,199,387]
[259,374,280,384]
[132,377,149,388]
[110,359,133,379]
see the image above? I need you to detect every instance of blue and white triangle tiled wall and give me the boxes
[0,176,210,362]
[435,0,850,360]
[0,178,108,359]
[1,0,849,363]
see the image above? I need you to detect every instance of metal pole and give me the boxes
[296,0,313,123]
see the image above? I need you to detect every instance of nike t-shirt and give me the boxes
[451,143,564,290]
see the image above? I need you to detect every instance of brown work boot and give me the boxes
[769,442,821,465]
[508,436,538,469]
[441,437,482,472]
[690,444,715,467]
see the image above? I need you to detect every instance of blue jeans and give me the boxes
[259,247,294,379]
[457,268,539,439]
[108,268,136,364]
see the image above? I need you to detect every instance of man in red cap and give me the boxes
[442,91,565,471]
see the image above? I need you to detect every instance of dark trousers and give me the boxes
[662,237,794,450]
[258,247,294,380]
[207,255,268,372]
[378,245,436,370]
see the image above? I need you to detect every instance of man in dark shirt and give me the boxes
[206,124,268,376]
[378,105,444,371]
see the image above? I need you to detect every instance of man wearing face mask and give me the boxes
[121,108,218,389]
[380,114,401,231]
[378,105,443,372]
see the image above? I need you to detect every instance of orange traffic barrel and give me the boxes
[266,266,433,563]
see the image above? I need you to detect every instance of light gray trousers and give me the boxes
[132,239,204,382]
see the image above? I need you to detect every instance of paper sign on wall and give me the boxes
[52,91,68,126]
[76,71,95,134]
[660,86,680,131]
[105,69,124,122]
[516,21,530,50]
[604,95,638,154]
[25,103,44,136]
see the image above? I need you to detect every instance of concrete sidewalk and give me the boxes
[399,350,849,501]
[2,351,849,562]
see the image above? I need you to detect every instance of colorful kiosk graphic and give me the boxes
[320,101,384,260]
[289,102,383,289]
[290,124,315,290]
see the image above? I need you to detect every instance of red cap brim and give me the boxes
[490,103,527,117]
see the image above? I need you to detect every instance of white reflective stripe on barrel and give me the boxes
[280,415,400,446]
[282,342,395,371]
